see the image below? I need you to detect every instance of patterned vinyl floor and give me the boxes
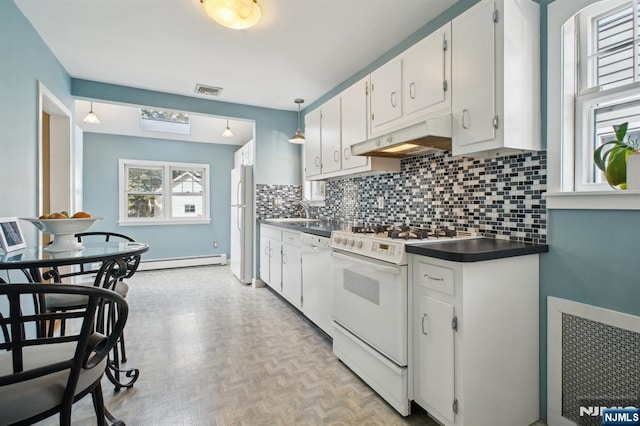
[36,265,437,426]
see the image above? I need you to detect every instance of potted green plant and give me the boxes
[593,122,640,189]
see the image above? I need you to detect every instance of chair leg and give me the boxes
[59,404,72,426]
[91,381,107,426]
[119,330,127,363]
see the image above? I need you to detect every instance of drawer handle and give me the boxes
[461,109,470,129]
[343,147,351,160]
[424,273,444,282]
[409,82,416,99]
[421,313,428,335]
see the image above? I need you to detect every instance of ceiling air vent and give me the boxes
[195,84,223,97]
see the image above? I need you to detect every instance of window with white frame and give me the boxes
[571,0,640,191]
[119,159,210,225]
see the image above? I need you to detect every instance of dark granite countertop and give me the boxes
[257,219,346,238]
[405,237,548,262]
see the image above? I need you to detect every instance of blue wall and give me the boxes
[0,1,73,243]
[83,133,236,260]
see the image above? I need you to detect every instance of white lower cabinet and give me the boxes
[259,225,282,294]
[259,225,303,307]
[281,231,302,308]
[409,253,540,426]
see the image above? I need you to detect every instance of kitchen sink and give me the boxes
[264,218,320,223]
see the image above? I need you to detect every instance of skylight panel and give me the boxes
[140,108,191,135]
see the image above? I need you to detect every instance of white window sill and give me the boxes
[545,191,640,210]
[118,219,211,226]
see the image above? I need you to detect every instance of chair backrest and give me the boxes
[75,232,141,280]
[45,232,141,286]
[0,283,128,422]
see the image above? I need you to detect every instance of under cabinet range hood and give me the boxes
[350,114,452,158]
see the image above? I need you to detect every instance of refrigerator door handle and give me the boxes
[237,206,243,232]
[236,179,242,206]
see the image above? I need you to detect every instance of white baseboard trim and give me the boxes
[138,254,228,271]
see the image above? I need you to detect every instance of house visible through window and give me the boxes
[119,159,210,225]
[572,0,640,190]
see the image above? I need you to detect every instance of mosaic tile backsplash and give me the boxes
[257,149,547,244]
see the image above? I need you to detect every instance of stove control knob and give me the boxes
[340,238,347,245]
[356,241,363,249]
[348,239,355,247]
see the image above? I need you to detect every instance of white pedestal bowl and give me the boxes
[21,217,102,252]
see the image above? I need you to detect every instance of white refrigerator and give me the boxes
[230,165,253,284]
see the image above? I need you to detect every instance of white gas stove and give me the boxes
[330,225,470,265]
[329,223,473,416]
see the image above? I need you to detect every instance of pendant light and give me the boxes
[289,98,305,144]
[200,0,262,30]
[222,119,234,137]
[83,101,100,124]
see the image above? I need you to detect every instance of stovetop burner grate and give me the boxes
[350,224,458,240]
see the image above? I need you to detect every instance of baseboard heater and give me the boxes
[138,254,227,271]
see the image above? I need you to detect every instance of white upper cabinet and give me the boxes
[320,96,342,174]
[304,78,399,181]
[304,108,322,178]
[368,22,452,138]
[370,57,403,133]
[340,77,369,170]
[403,22,451,118]
[451,0,540,158]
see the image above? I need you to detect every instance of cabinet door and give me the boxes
[414,290,455,424]
[370,57,402,132]
[341,77,369,170]
[259,236,270,284]
[270,240,282,294]
[452,0,496,149]
[403,23,450,117]
[281,244,302,308]
[304,109,322,177]
[320,96,342,174]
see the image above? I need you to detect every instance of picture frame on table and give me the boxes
[0,217,27,252]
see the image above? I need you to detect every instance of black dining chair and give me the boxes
[43,231,141,390]
[0,282,128,426]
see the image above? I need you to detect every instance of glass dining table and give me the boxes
[0,240,149,393]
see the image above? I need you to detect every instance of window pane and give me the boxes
[127,195,163,218]
[127,167,163,192]
[172,195,203,218]
[171,169,203,194]
[594,5,636,89]
[591,100,640,183]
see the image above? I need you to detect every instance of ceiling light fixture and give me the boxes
[222,119,234,137]
[83,101,100,124]
[289,99,305,144]
[200,0,262,30]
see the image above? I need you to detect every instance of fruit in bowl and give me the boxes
[21,213,102,252]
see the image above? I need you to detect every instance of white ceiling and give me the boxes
[15,0,457,112]
[75,100,254,145]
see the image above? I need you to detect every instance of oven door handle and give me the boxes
[331,251,401,275]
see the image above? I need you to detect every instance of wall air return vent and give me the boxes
[195,84,223,97]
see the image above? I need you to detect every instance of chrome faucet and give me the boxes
[293,199,311,219]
